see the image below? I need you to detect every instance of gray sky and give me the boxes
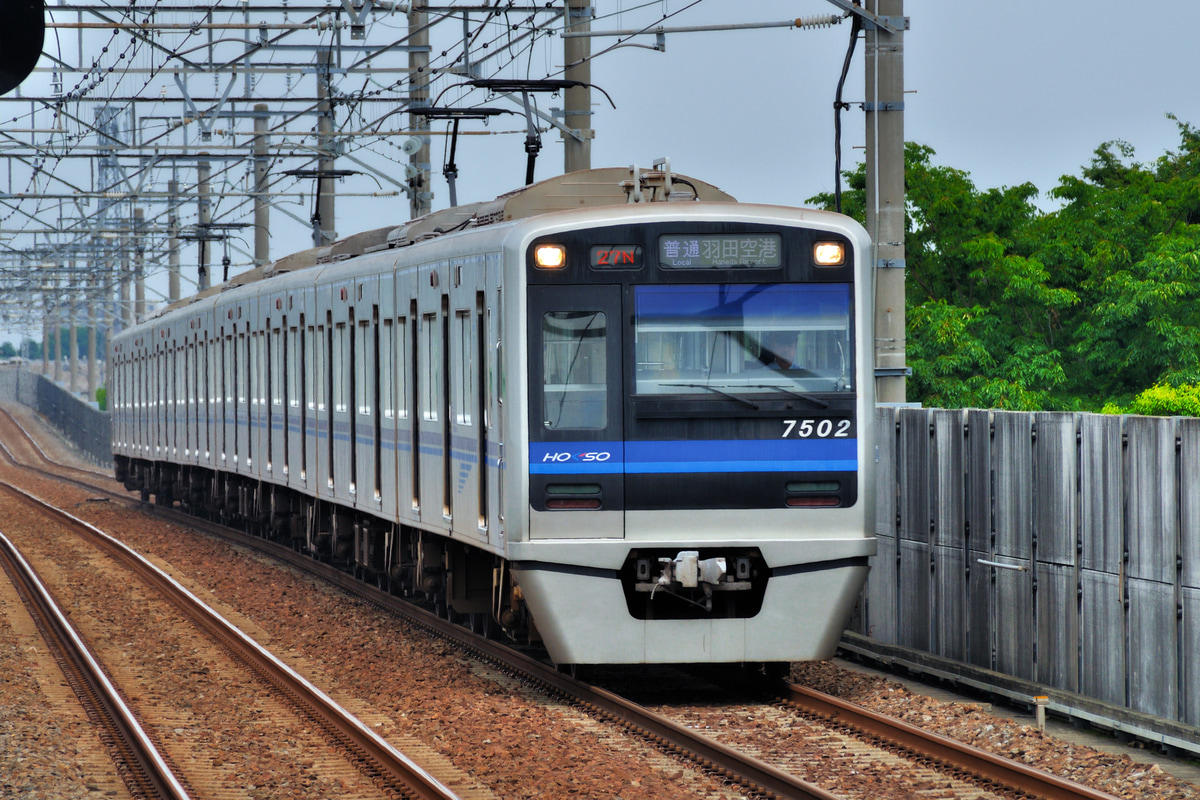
[545,1,1200,210]
[14,1,1200,345]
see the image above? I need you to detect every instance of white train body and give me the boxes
[111,168,876,667]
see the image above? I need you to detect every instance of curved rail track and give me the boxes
[0,528,191,800]
[0,465,461,800]
[0,404,1130,800]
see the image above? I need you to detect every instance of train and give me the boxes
[110,164,876,669]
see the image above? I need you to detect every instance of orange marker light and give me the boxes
[534,244,567,269]
[813,242,845,267]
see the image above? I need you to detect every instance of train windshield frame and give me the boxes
[632,282,854,396]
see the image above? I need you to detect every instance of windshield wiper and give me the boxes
[660,382,760,410]
[743,384,830,409]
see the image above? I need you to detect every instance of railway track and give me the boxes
[0,405,1138,800]
[0,472,461,799]
[0,528,190,800]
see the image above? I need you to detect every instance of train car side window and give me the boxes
[455,309,472,426]
[380,319,395,419]
[334,323,348,413]
[422,313,438,422]
[541,310,607,430]
[396,316,408,419]
[288,327,300,408]
[357,319,373,416]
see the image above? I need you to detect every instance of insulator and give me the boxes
[794,14,841,30]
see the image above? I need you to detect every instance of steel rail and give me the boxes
[781,682,1124,800]
[0,529,191,800]
[0,477,462,800]
[0,404,1163,800]
[144,509,846,800]
[0,407,839,799]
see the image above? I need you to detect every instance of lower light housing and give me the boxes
[546,497,601,510]
[786,496,841,508]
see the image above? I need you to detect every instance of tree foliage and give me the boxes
[811,119,1200,413]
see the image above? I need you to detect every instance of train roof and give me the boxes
[155,165,734,317]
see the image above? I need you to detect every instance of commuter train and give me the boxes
[110,165,876,668]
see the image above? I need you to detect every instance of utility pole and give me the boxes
[315,52,337,246]
[408,4,431,218]
[87,271,98,402]
[133,207,145,322]
[563,0,593,173]
[864,0,907,402]
[68,258,79,392]
[197,157,211,291]
[168,178,181,302]
[253,104,271,266]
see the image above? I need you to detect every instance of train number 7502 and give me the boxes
[782,419,852,438]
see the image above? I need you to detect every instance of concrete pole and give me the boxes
[253,103,271,265]
[407,5,431,218]
[41,315,48,375]
[68,259,78,392]
[563,0,593,174]
[87,272,98,402]
[48,294,58,382]
[865,0,907,402]
[134,207,145,321]
[119,219,132,327]
[197,157,211,291]
[168,178,181,302]
[315,52,337,246]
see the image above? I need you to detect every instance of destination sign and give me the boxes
[658,234,782,269]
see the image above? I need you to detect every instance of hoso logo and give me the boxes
[542,451,612,463]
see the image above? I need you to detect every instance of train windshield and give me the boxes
[633,283,853,395]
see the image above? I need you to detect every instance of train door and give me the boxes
[416,262,450,530]
[269,311,285,481]
[285,312,302,487]
[526,284,625,539]
[449,276,487,541]
[377,271,399,520]
[353,277,383,513]
[330,287,354,505]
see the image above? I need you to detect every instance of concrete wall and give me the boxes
[856,406,1200,728]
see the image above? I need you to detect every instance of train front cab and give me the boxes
[507,209,877,666]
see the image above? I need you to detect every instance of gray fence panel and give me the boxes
[932,544,965,661]
[965,410,992,554]
[875,405,897,540]
[898,407,930,543]
[993,411,1033,561]
[1182,419,1200,591]
[866,534,897,644]
[1034,413,1078,567]
[1079,414,1123,573]
[994,561,1035,680]
[1125,417,1178,585]
[967,548,994,669]
[1128,578,1178,719]
[1080,569,1125,706]
[1184,586,1200,727]
[1036,562,1078,691]
[898,539,930,651]
[931,409,965,548]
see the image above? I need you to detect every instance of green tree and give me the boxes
[810,121,1200,413]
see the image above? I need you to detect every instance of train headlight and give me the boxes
[534,244,567,269]
[813,241,845,267]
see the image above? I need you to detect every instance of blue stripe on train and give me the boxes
[529,438,857,475]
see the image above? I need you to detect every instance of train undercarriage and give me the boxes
[114,455,528,637]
